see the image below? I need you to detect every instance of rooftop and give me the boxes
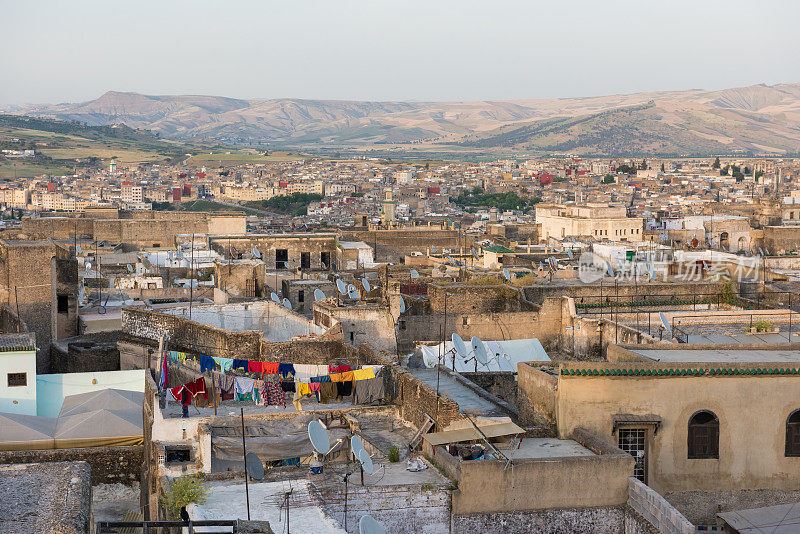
[631,348,800,363]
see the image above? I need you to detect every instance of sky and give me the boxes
[2,0,799,105]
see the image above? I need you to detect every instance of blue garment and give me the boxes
[199,355,216,373]
[278,363,295,378]
[168,351,180,363]
[213,357,234,373]
[233,359,249,371]
[311,375,331,383]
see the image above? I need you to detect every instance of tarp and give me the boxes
[423,421,526,447]
[53,408,143,448]
[0,412,57,451]
[210,415,348,462]
[420,338,550,372]
[58,389,143,418]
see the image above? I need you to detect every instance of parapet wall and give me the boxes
[0,445,143,485]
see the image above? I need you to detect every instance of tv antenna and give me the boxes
[252,247,261,259]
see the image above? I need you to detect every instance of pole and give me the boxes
[344,473,349,530]
[96,240,101,308]
[212,373,218,416]
[189,234,194,321]
[240,408,251,521]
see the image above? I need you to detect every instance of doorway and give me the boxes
[618,428,647,483]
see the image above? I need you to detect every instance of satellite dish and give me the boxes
[336,279,347,294]
[606,262,615,277]
[314,289,326,301]
[659,312,671,332]
[430,246,436,253]
[502,268,511,281]
[270,292,280,303]
[362,278,371,292]
[566,249,574,260]
[410,269,419,279]
[452,333,467,359]
[85,263,92,272]
[357,448,374,475]
[308,420,331,454]
[252,247,261,259]
[75,245,82,254]
[348,289,360,299]
[245,452,265,481]
[126,264,133,273]
[351,435,365,459]
[471,336,488,364]
[366,272,378,279]
[398,297,406,314]
[347,284,356,293]
[758,247,764,256]
[359,514,387,534]
[282,297,292,310]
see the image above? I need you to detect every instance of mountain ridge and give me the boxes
[12,83,800,155]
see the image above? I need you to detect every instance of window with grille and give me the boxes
[688,410,719,459]
[786,410,800,457]
[7,372,27,387]
[618,428,647,482]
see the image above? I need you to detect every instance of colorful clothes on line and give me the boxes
[310,375,331,383]
[353,367,376,381]
[234,376,255,398]
[330,371,354,382]
[232,359,249,371]
[336,380,353,397]
[278,363,295,378]
[353,376,385,405]
[281,381,296,393]
[308,382,321,392]
[329,364,351,374]
[297,382,313,397]
[265,378,285,407]
[199,355,216,373]
[248,361,264,374]
[319,382,337,403]
[263,362,280,375]
[184,377,208,400]
[213,357,234,373]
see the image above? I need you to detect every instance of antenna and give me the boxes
[282,297,292,310]
[606,261,615,277]
[308,420,331,455]
[359,515,387,534]
[398,297,406,314]
[566,248,574,260]
[245,452,265,481]
[126,264,133,273]
[452,333,468,360]
[659,311,671,333]
[410,269,419,279]
[75,244,82,254]
[270,292,280,303]
[357,448,374,475]
[471,336,488,365]
[252,247,261,259]
[362,278,371,292]
[336,279,347,294]
[347,288,360,300]
[350,435,365,459]
[502,268,511,281]
[314,289,326,301]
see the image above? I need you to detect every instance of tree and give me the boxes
[660,163,665,173]
[640,159,648,170]
[720,165,730,176]
[712,157,721,169]
[755,170,765,180]
[603,174,615,184]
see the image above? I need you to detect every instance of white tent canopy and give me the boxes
[420,338,550,372]
[0,412,57,451]
[58,389,143,418]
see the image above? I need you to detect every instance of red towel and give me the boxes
[183,377,207,400]
[248,361,263,374]
[170,386,186,404]
[329,364,351,374]
[263,362,280,375]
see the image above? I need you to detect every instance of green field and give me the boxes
[0,160,74,179]
[186,151,306,166]
[152,199,245,213]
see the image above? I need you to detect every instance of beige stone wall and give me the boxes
[554,364,800,493]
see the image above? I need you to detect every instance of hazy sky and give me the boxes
[2,0,799,105]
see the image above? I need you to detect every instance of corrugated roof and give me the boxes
[423,421,525,447]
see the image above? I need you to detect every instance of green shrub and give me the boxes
[160,473,210,518]
[388,446,400,463]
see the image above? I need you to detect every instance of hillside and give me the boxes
[12,83,800,156]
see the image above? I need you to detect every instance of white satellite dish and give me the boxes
[422,347,439,367]
[452,333,467,359]
[348,289,360,299]
[566,249,574,260]
[347,284,356,293]
[314,289,326,301]
[308,420,331,454]
[410,269,419,279]
[659,312,671,332]
[362,278,371,292]
[758,247,764,256]
[398,297,406,314]
[471,336,488,365]
[502,268,511,281]
[282,297,292,310]
[359,514,387,534]
[75,245,82,254]
[85,263,92,272]
[351,435,365,459]
[357,448,374,475]
[270,292,280,303]
[252,247,261,259]
[606,262,615,277]
[336,279,347,294]
[126,264,133,273]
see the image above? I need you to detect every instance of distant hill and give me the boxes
[13,84,800,155]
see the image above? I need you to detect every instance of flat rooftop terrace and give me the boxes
[631,348,800,363]
[508,438,595,460]
[407,368,507,417]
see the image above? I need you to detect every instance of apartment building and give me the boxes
[536,202,643,242]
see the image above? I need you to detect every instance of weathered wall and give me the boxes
[428,284,532,314]
[522,281,725,307]
[665,488,800,526]
[397,368,460,430]
[340,228,472,262]
[452,507,626,534]
[556,361,800,494]
[517,363,558,424]
[460,371,517,406]
[0,445,143,485]
[209,234,337,271]
[627,477,694,534]
[50,338,121,374]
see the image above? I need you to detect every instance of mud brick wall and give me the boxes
[460,371,517,406]
[0,445,143,485]
[427,284,532,314]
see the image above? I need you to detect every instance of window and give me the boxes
[786,410,800,457]
[321,251,330,269]
[298,290,304,303]
[463,317,469,326]
[276,249,289,269]
[165,447,191,464]
[301,252,311,269]
[618,428,647,482]
[57,294,69,313]
[7,372,26,387]
[399,320,406,331]
[688,410,719,459]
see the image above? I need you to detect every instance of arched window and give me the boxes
[688,410,719,459]
[786,411,800,457]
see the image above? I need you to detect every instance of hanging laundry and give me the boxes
[199,355,216,373]
[280,381,296,393]
[293,364,320,383]
[248,361,264,374]
[183,377,207,400]
[160,353,169,388]
[232,359,249,371]
[353,367,376,381]
[297,382,313,397]
[234,376,255,402]
[336,380,353,397]
[278,363,295,378]
[252,380,263,405]
[213,357,234,373]
[263,362,280,375]
[265,377,285,407]
[319,382,337,403]
[353,376,385,405]
[329,364,351,374]
[308,382,321,392]
[330,371,354,382]
[310,375,331,383]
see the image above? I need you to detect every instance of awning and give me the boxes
[423,421,525,447]
[612,414,662,435]
[718,502,800,533]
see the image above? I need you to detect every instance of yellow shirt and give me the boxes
[353,367,375,381]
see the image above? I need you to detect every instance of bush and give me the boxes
[388,446,400,463]
[160,473,210,518]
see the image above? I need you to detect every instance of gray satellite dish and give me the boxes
[252,247,261,259]
[566,249,574,260]
[606,262,615,277]
[245,452,265,481]
[347,283,356,293]
[502,268,511,281]
[271,292,280,303]
[452,333,467,360]
[758,247,764,256]
[548,256,558,270]
[348,289,360,299]
[471,336,488,364]
[308,420,331,454]
[659,312,671,332]
[85,263,92,272]
[351,435,365,459]
[126,264,133,273]
[282,297,292,310]
[314,289,326,301]
[336,279,347,294]
[362,278,371,292]
[430,246,436,253]
[357,448,374,475]
[75,245,82,254]
[366,272,378,279]
[398,297,406,314]
[359,514,387,534]
[410,269,419,279]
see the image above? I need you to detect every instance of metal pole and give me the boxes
[189,233,194,321]
[344,474,349,530]
[240,408,251,521]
